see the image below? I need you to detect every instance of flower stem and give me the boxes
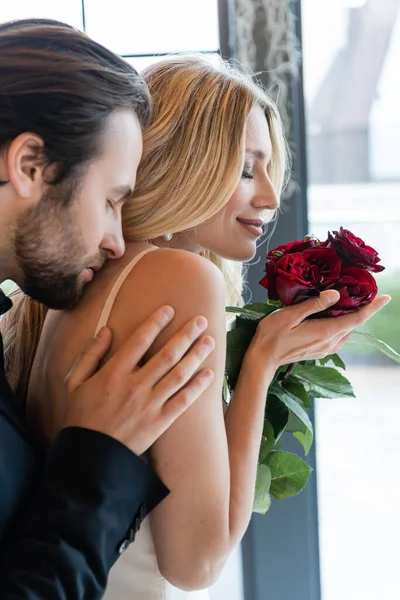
[282,362,298,383]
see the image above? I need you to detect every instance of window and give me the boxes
[83,0,219,56]
[302,1,400,598]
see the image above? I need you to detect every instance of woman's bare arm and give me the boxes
[105,248,388,590]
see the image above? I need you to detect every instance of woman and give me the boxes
[3,55,388,599]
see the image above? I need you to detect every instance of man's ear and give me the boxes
[7,133,46,200]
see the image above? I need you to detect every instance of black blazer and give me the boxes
[0,293,168,599]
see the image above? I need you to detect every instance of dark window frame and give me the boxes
[218,1,321,599]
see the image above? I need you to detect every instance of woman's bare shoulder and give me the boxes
[106,247,227,352]
[121,247,225,307]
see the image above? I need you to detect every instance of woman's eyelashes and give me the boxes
[241,166,254,180]
[107,198,116,210]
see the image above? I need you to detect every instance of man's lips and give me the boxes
[82,264,103,282]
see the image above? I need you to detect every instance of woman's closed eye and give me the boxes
[241,166,254,180]
[107,198,116,210]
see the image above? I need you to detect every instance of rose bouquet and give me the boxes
[224,228,400,514]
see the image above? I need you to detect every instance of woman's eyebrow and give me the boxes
[245,148,271,161]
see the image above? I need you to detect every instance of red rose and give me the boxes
[327,227,385,273]
[266,237,320,262]
[302,247,341,289]
[270,253,319,304]
[259,236,321,290]
[261,247,341,305]
[260,229,381,317]
[316,267,378,318]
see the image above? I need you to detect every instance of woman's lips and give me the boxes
[237,218,264,238]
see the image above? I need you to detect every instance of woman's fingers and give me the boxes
[329,295,391,334]
[254,292,391,369]
[289,290,340,325]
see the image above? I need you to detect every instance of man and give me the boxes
[0,19,214,598]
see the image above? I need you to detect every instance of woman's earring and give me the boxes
[163,233,173,242]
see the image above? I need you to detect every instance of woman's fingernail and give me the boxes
[383,296,392,306]
[325,291,340,305]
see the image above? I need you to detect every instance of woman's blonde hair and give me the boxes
[1,54,288,401]
[124,54,287,305]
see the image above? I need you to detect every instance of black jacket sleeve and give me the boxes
[0,427,168,599]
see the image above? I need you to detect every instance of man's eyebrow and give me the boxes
[112,185,134,203]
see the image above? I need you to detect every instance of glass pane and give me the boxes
[302,1,400,599]
[0,0,83,29]
[209,546,244,600]
[125,51,220,73]
[124,55,164,72]
[83,0,219,56]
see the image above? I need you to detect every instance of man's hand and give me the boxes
[63,306,215,455]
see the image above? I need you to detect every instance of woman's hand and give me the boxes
[245,290,391,372]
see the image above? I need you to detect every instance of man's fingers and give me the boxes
[153,335,215,400]
[106,306,176,373]
[137,316,209,385]
[159,368,215,425]
[292,290,340,324]
[65,327,112,392]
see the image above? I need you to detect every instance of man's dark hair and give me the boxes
[0,18,151,185]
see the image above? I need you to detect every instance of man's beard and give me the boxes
[14,178,101,310]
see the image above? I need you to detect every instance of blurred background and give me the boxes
[1,1,399,599]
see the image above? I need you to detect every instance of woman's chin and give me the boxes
[218,244,257,262]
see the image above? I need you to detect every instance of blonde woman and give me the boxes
[3,56,388,599]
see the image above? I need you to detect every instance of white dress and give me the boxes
[95,247,210,600]
[104,518,210,600]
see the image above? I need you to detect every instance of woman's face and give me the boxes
[193,105,280,261]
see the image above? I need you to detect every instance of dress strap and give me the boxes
[94,246,158,336]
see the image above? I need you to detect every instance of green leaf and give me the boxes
[226,305,264,318]
[265,394,289,441]
[267,451,312,500]
[225,323,256,388]
[259,420,275,462]
[318,353,346,370]
[282,378,312,408]
[293,364,355,399]
[266,299,284,309]
[222,375,230,405]
[234,315,259,330]
[347,331,400,364]
[226,302,279,318]
[293,429,313,455]
[253,464,272,514]
[269,382,313,439]
[246,302,279,314]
